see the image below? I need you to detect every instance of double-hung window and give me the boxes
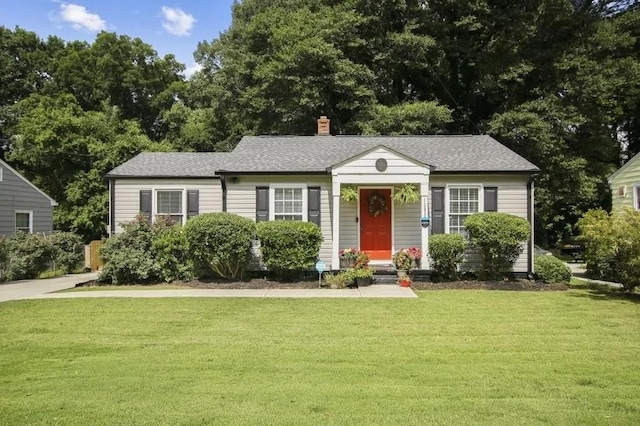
[448,187,479,236]
[156,190,183,225]
[15,211,32,233]
[269,185,308,221]
[635,185,640,211]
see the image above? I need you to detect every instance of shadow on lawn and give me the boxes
[569,282,640,304]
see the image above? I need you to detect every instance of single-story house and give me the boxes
[608,151,640,211]
[0,158,57,236]
[107,117,539,275]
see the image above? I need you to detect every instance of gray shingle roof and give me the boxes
[106,152,230,177]
[225,135,538,173]
[106,135,538,177]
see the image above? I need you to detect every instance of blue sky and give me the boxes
[0,0,236,76]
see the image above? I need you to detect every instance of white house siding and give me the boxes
[339,199,358,250]
[225,175,334,266]
[0,164,54,236]
[430,174,530,273]
[333,146,430,179]
[112,178,222,233]
[393,199,421,251]
[610,158,640,210]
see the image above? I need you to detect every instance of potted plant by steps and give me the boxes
[398,275,412,287]
[339,248,358,269]
[348,266,374,287]
[407,247,422,270]
[393,249,413,279]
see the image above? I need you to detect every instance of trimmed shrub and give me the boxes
[429,234,466,281]
[465,212,530,280]
[153,226,194,282]
[98,216,172,284]
[534,255,571,284]
[578,208,640,292]
[184,213,256,279]
[256,221,323,280]
[4,232,54,281]
[48,231,84,274]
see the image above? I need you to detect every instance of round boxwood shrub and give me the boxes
[184,213,256,280]
[4,232,54,281]
[534,255,571,284]
[153,226,194,282]
[48,231,84,274]
[465,212,530,280]
[256,221,323,280]
[429,233,466,281]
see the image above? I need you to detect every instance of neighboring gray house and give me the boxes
[107,117,539,275]
[0,158,57,236]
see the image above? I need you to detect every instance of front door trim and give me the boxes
[357,186,394,261]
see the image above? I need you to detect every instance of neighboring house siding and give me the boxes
[0,165,53,236]
[394,199,421,250]
[610,161,640,210]
[430,174,530,273]
[112,178,222,233]
[225,175,334,266]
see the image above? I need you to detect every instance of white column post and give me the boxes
[332,180,341,270]
[420,178,430,270]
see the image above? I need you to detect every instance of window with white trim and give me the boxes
[156,190,183,225]
[449,187,479,236]
[268,185,308,221]
[15,211,32,233]
[635,185,640,210]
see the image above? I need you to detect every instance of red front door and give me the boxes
[359,189,392,260]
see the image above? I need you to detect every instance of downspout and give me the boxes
[109,178,116,236]
[527,175,535,277]
[221,175,227,212]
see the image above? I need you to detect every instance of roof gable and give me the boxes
[331,144,432,170]
[608,151,640,184]
[0,159,57,206]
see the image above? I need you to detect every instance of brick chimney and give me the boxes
[317,116,330,136]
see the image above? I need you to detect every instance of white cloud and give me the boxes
[161,6,195,37]
[57,3,106,32]
[183,63,203,78]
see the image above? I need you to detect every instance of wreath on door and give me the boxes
[368,192,387,217]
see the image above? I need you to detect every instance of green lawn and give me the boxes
[0,290,638,425]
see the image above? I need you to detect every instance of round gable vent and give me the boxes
[375,158,387,172]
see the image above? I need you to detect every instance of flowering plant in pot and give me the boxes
[339,248,358,268]
[407,247,422,269]
[393,249,412,271]
[398,275,412,287]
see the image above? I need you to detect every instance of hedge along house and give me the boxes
[0,158,57,236]
[608,151,640,211]
[107,117,539,275]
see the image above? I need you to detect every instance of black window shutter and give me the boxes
[484,187,498,212]
[308,187,321,227]
[431,187,445,234]
[139,190,152,222]
[256,187,269,222]
[187,190,199,220]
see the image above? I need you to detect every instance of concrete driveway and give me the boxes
[0,272,99,302]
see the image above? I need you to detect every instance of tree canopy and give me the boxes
[1,0,639,244]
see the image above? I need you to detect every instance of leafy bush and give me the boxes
[0,237,8,282]
[153,226,194,282]
[48,231,84,274]
[534,255,571,284]
[578,208,640,292]
[429,234,466,281]
[4,232,54,281]
[323,271,353,289]
[184,213,256,279]
[465,212,530,280]
[256,221,323,280]
[99,216,173,284]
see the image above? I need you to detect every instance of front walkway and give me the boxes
[0,272,99,302]
[23,285,417,300]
